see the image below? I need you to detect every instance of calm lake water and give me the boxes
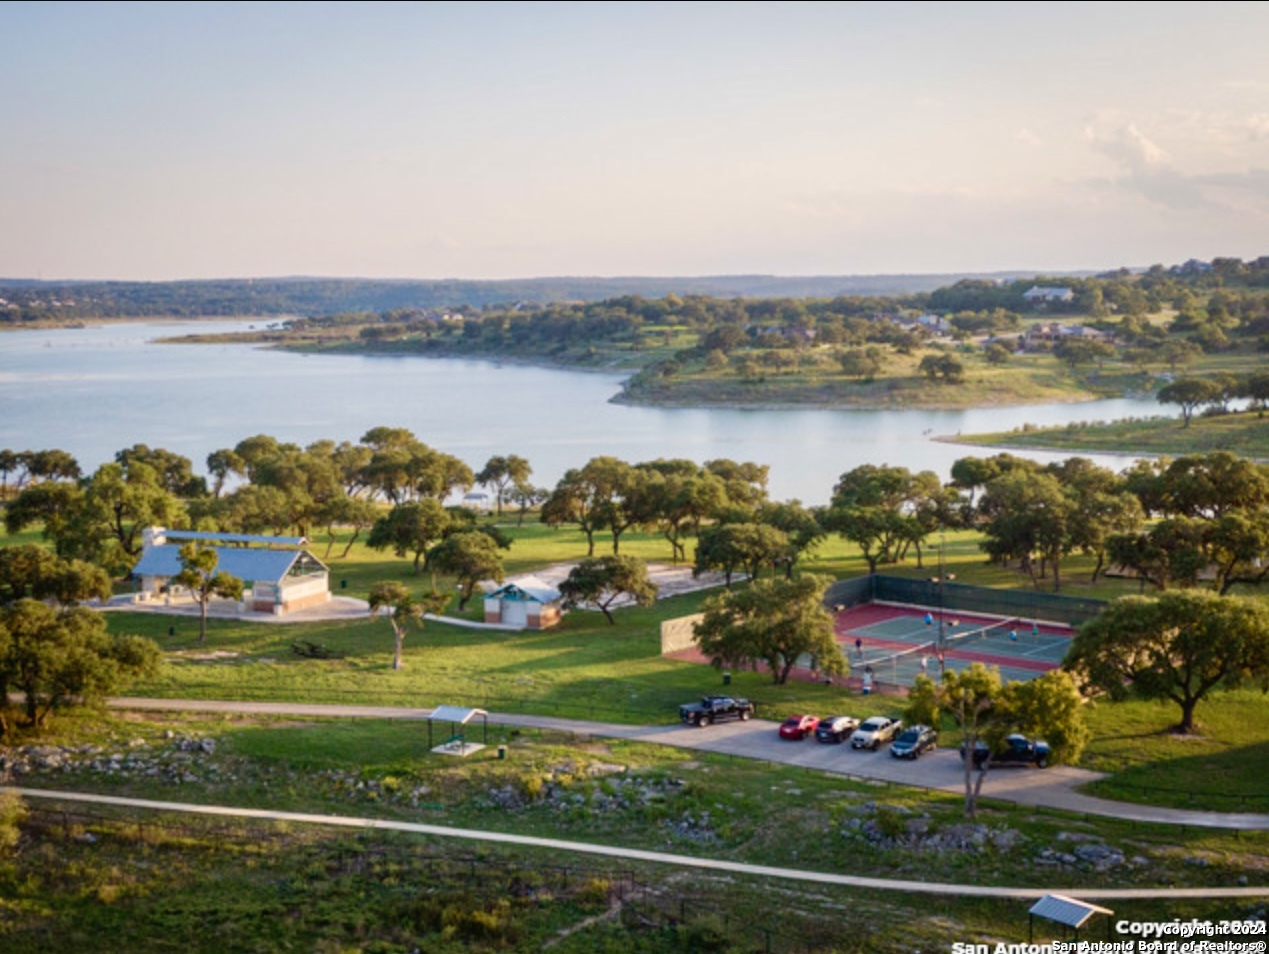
[0,321,1160,504]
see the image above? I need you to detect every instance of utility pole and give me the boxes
[931,531,955,676]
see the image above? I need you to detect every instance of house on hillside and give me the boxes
[1024,322,1115,349]
[483,576,562,630]
[131,528,331,616]
[1022,285,1075,304]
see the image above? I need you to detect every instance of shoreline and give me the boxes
[1,315,289,333]
[938,407,1269,463]
[27,321,1165,417]
[610,389,1105,412]
[164,333,1117,413]
[932,435,1161,459]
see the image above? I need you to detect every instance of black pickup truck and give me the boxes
[679,695,755,726]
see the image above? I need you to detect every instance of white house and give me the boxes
[1022,285,1075,303]
[131,528,331,616]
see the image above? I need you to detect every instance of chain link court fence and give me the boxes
[825,574,1105,628]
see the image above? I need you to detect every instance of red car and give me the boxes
[778,714,820,740]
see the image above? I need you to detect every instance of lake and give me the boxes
[0,321,1160,504]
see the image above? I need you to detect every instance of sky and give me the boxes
[2,1,1268,281]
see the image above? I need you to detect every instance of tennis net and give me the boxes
[856,617,1034,688]
[943,617,1023,652]
[860,639,938,686]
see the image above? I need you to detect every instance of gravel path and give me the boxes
[8,785,1265,900]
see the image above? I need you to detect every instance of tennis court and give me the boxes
[835,602,1073,690]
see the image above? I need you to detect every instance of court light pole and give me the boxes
[931,534,955,676]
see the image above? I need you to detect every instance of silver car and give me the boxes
[850,716,902,750]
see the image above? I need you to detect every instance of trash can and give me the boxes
[497,745,507,760]
[722,671,731,686]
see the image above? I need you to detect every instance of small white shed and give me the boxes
[483,576,562,630]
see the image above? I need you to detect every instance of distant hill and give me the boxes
[0,271,1085,320]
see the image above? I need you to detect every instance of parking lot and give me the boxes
[607,715,1102,801]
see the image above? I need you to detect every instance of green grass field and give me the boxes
[955,409,1269,459]
[11,708,1266,883]
[4,704,1265,952]
[110,523,1147,724]
[5,517,1268,811]
[8,803,1254,954]
[1079,688,1269,810]
[620,346,1094,409]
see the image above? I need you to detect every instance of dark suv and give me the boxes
[960,733,1051,768]
[889,724,937,759]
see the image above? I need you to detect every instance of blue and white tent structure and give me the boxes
[131,528,331,616]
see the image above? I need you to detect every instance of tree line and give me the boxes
[269,257,1269,414]
[6,434,1268,602]
[5,433,1268,743]
[0,273,953,324]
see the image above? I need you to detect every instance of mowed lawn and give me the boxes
[112,522,862,723]
[111,520,1143,722]
[1079,688,1269,810]
[9,517,1268,809]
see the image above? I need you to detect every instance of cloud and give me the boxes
[1077,112,1269,215]
[1084,116,1169,173]
[1220,79,1269,93]
[1193,167,1269,209]
[1014,128,1043,148]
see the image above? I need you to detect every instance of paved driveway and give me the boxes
[107,698,1269,830]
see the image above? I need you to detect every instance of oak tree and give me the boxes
[0,600,159,732]
[692,574,845,685]
[558,555,658,624]
[693,523,789,586]
[173,543,244,645]
[1066,591,1269,734]
[368,582,450,670]
[427,531,505,610]
[475,455,531,516]
[367,499,453,574]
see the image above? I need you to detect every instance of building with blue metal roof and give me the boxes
[132,527,331,616]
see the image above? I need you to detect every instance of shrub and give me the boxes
[519,774,545,801]
[0,790,25,852]
[874,805,907,839]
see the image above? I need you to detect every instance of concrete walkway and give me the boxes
[102,594,525,632]
[102,595,374,624]
[105,697,1269,830]
[8,786,1264,901]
